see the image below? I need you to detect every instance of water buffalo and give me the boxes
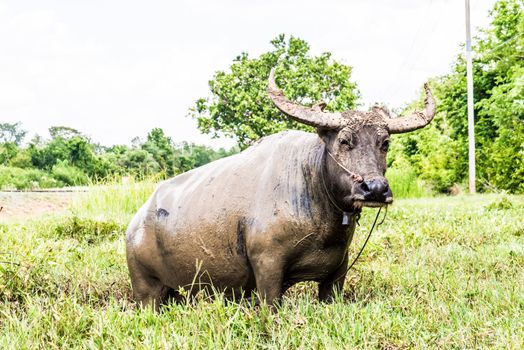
[126,69,435,308]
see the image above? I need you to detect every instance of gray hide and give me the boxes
[126,71,435,308]
[126,131,356,307]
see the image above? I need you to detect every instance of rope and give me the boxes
[320,153,351,216]
[326,150,364,183]
[318,145,389,279]
[333,205,388,282]
[319,145,364,217]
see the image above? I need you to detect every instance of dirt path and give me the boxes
[0,192,76,221]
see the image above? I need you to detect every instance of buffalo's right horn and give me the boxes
[387,83,436,134]
[268,68,342,129]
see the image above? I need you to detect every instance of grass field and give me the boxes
[0,183,523,349]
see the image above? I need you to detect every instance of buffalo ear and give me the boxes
[315,126,338,145]
[313,101,328,112]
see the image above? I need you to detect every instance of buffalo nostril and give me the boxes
[362,178,390,201]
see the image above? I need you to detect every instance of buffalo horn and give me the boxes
[387,83,436,134]
[268,68,342,129]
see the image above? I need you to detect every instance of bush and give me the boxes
[8,149,32,168]
[386,160,432,198]
[0,164,90,190]
[51,162,89,186]
[485,196,514,210]
[388,115,461,194]
[0,166,59,190]
[50,215,124,244]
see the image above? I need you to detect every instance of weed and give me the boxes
[387,165,432,199]
[485,195,514,210]
[51,215,124,244]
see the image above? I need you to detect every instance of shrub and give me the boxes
[386,160,432,198]
[8,149,32,168]
[485,196,514,210]
[0,166,59,190]
[50,215,125,244]
[51,162,89,186]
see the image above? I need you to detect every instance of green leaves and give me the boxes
[141,128,176,177]
[395,0,524,193]
[0,125,239,189]
[191,35,359,148]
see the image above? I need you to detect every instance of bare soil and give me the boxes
[0,192,74,221]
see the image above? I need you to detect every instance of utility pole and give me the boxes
[465,0,476,193]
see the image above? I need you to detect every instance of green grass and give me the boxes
[71,178,157,224]
[1,183,523,349]
[387,165,432,199]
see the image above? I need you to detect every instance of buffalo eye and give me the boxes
[339,138,353,149]
[381,139,390,151]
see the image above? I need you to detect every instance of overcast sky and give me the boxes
[0,0,497,148]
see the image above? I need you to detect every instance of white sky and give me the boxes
[0,0,497,149]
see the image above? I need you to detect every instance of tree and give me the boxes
[28,127,98,178]
[0,123,238,188]
[173,142,239,173]
[472,0,524,192]
[0,122,26,165]
[141,128,176,176]
[66,136,97,175]
[191,34,359,148]
[0,122,27,145]
[394,0,524,193]
[120,148,160,176]
[49,126,82,140]
[0,142,19,166]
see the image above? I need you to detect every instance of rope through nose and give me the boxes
[325,150,364,183]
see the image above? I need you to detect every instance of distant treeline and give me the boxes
[0,124,239,190]
[2,0,522,193]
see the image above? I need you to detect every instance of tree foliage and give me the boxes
[192,34,359,148]
[0,122,27,145]
[391,0,524,193]
[0,124,238,190]
[173,142,238,173]
[141,128,176,176]
[49,126,82,140]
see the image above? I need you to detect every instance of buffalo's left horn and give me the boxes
[268,68,342,129]
[387,83,436,134]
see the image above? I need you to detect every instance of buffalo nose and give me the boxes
[360,178,390,201]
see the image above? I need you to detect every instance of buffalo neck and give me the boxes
[301,138,359,228]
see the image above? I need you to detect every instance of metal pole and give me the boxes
[465,0,476,193]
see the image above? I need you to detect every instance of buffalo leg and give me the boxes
[251,255,284,307]
[128,258,167,310]
[318,254,348,303]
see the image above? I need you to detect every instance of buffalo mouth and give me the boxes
[351,195,393,209]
